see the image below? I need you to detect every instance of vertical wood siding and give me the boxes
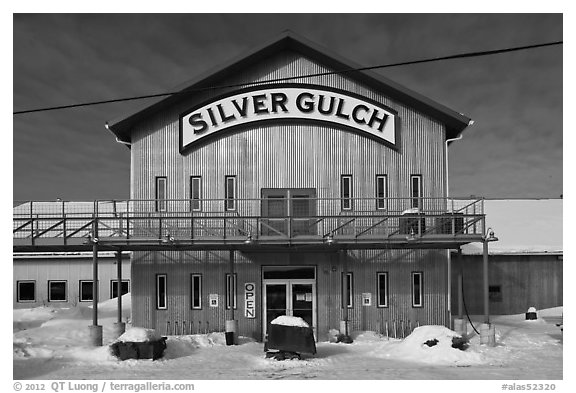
[451,254,563,315]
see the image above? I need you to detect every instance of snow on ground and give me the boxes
[12,298,563,381]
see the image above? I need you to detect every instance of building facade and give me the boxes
[106,32,482,341]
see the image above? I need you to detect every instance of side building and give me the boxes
[451,198,563,316]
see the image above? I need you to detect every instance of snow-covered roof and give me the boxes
[460,199,562,255]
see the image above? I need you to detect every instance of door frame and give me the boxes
[262,278,317,340]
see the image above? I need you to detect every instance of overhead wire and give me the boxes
[13,40,562,116]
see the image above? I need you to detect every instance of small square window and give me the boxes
[17,281,35,302]
[110,280,130,299]
[48,281,67,302]
[489,285,503,302]
[79,280,94,302]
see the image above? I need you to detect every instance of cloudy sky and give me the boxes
[13,13,563,202]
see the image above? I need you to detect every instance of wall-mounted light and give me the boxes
[324,234,335,245]
[244,234,254,245]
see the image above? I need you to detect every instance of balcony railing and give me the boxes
[13,197,485,251]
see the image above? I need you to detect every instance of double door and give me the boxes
[261,188,316,237]
[263,279,316,339]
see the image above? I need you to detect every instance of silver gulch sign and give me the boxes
[180,85,397,152]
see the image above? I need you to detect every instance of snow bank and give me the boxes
[163,333,230,359]
[116,327,162,343]
[95,293,132,312]
[270,315,309,327]
[382,325,484,365]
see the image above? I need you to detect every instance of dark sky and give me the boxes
[13,14,563,202]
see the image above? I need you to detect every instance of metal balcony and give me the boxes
[13,197,486,252]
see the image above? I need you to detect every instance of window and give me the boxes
[225,273,237,309]
[110,280,130,299]
[376,175,388,210]
[156,274,167,310]
[489,285,503,302]
[412,272,423,307]
[48,280,67,302]
[225,176,236,211]
[191,274,202,309]
[156,176,167,212]
[190,176,202,211]
[342,272,353,308]
[341,175,352,210]
[79,280,94,302]
[17,281,35,302]
[410,175,422,209]
[376,272,389,307]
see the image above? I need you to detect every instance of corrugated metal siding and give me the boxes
[13,257,131,309]
[128,49,451,339]
[131,249,447,340]
[130,50,447,203]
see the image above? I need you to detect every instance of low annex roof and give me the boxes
[106,31,471,143]
[460,198,563,255]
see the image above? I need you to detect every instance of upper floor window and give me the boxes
[225,176,237,211]
[376,175,388,210]
[190,176,202,212]
[341,175,352,210]
[410,175,422,209]
[156,176,167,212]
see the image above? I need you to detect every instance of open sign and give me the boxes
[244,282,256,318]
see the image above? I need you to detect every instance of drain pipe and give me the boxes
[445,121,472,330]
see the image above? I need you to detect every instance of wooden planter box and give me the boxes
[266,324,316,355]
[110,337,167,361]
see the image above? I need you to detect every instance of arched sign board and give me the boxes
[179,84,399,153]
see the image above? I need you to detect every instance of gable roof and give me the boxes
[107,30,472,143]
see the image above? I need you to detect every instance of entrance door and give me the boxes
[263,280,316,339]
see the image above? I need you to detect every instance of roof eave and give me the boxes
[107,30,471,142]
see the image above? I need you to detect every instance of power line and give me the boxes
[13,40,562,116]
